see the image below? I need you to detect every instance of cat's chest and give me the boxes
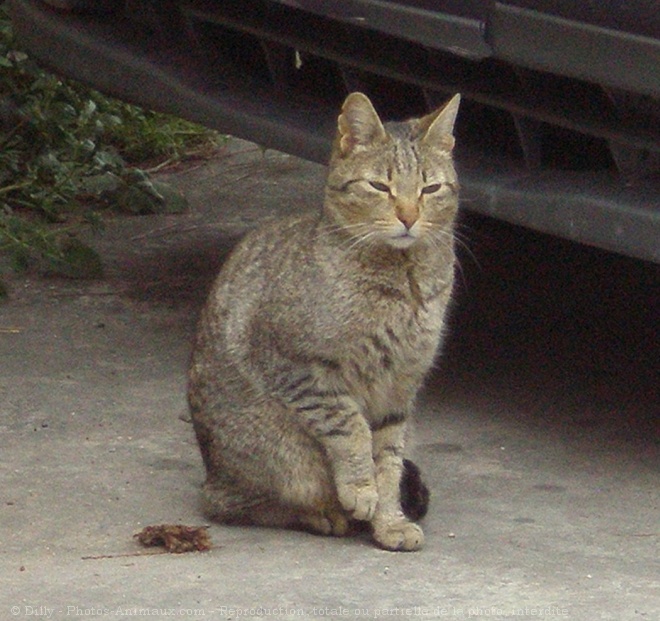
[357,261,451,339]
[338,278,448,416]
[343,326,437,418]
[349,295,443,372]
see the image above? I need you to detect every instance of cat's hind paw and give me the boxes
[299,510,350,537]
[372,519,424,552]
[337,481,379,522]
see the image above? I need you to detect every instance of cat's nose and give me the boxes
[396,204,419,230]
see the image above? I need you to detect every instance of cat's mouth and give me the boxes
[387,231,418,249]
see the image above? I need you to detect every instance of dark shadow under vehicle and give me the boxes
[7,0,660,262]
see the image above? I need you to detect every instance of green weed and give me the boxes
[0,6,222,285]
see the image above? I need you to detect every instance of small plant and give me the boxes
[0,6,222,285]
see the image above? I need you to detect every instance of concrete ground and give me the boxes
[1,141,658,620]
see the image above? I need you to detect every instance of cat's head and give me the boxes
[325,93,460,250]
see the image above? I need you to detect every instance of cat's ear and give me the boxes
[419,94,461,151]
[337,92,387,156]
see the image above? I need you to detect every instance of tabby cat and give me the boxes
[188,92,461,551]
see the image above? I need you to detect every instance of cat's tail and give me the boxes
[400,458,430,522]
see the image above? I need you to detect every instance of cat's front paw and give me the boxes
[337,481,379,521]
[372,519,424,552]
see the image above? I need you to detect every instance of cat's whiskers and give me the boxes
[345,228,380,252]
[314,221,373,245]
[433,224,478,268]
[452,223,480,266]
[316,221,367,234]
[314,219,386,252]
[424,228,471,288]
[425,227,458,258]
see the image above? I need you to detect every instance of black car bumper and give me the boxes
[7,0,660,262]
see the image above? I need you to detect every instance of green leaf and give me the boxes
[110,173,188,215]
[82,99,97,119]
[114,183,161,215]
[150,180,188,214]
[93,149,125,171]
[6,50,28,64]
[51,101,77,122]
[80,171,122,198]
[52,237,103,279]
[79,138,96,154]
[36,151,61,171]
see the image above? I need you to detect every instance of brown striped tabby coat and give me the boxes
[188,92,461,551]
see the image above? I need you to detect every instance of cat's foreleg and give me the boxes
[288,389,379,522]
[370,414,424,551]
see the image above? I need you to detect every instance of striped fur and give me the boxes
[188,92,461,551]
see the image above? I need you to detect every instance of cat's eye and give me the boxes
[369,181,390,193]
[421,183,443,195]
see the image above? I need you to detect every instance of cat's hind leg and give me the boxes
[202,477,349,536]
[197,401,352,537]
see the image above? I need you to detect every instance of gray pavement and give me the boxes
[1,141,658,620]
